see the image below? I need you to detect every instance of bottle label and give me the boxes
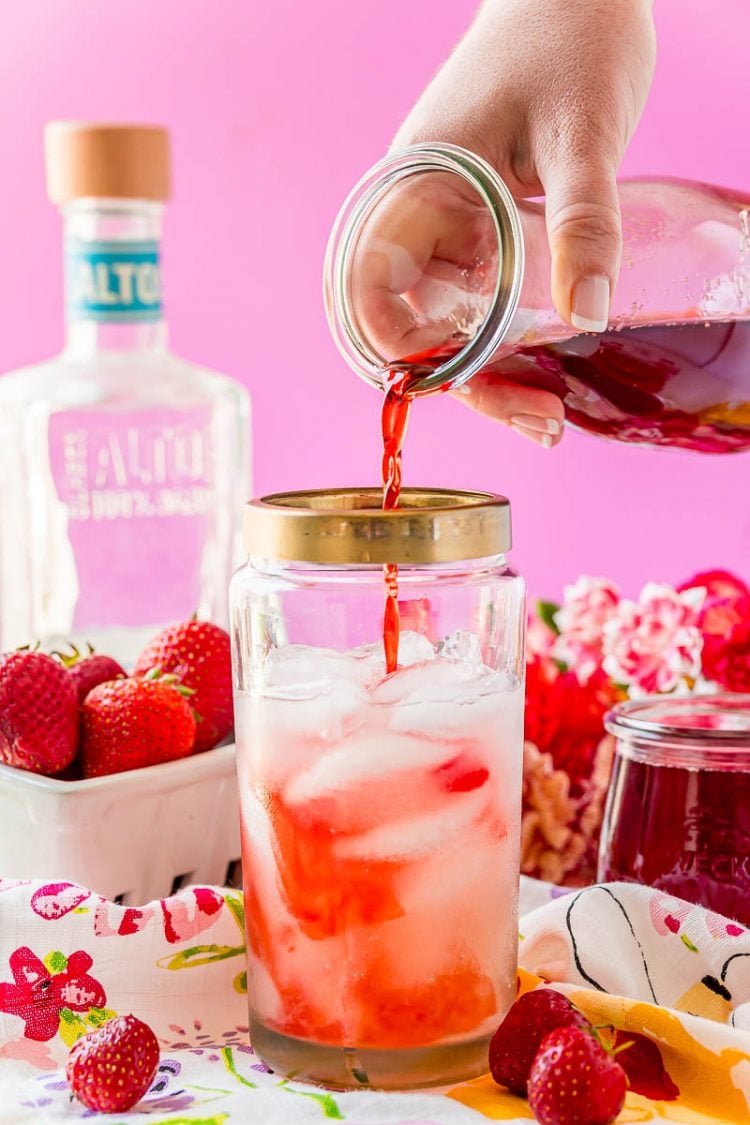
[64,239,162,322]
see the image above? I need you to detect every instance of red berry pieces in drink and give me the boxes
[66,1013,160,1113]
[528,1025,627,1125]
[489,988,591,1095]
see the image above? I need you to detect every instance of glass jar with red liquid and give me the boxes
[324,144,750,452]
[598,695,750,924]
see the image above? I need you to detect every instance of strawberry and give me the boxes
[135,619,232,752]
[66,1013,159,1113]
[528,1026,627,1125]
[612,1028,679,1100]
[0,651,78,774]
[54,645,126,703]
[489,988,591,1095]
[81,677,196,777]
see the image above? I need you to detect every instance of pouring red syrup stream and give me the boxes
[380,370,416,674]
[380,349,455,673]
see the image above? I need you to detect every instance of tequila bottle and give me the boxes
[0,123,251,659]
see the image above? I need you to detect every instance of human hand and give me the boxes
[379,0,656,445]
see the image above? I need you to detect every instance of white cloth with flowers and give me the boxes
[2,877,750,1123]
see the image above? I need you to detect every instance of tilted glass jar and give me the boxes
[230,488,526,1089]
[324,144,750,452]
[598,695,750,925]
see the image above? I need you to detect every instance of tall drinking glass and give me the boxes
[231,488,526,1089]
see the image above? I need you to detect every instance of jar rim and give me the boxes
[323,143,525,395]
[606,695,750,762]
[244,487,511,565]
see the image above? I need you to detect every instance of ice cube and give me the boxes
[438,628,483,669]
[348,630,435,689]
[335,787,486,861]
[349,640,387,688]
[286,730,451,806]
[372,656,511,737]
[394,630,436,668]
[256,680,368,741]
[262,643,364,697]
[370,657,477,705]
[284,729,464,835]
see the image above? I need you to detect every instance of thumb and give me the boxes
[542,159,622,333]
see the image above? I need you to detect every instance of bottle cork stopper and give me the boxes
[44,122,171,205]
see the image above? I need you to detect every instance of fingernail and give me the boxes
[511,423,556,449]
[510,414,562,436]
[571,275,610,333]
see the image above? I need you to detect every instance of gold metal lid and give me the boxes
[45,122,170,205]
[244,488,511,565]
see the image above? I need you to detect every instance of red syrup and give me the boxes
[380,320,750,668]
[523,321,750,453]
[598,752,750,926]
[380,370,417,674]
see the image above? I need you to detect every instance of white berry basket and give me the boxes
[0,744,242,904]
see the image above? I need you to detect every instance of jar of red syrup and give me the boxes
[598,695,750,924]
[324,144,750,452]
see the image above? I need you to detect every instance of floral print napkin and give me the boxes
[1,876,750,1123]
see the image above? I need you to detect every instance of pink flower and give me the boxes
[602,583,704,694]
[553,577,620,681]
[0,948,106,1041]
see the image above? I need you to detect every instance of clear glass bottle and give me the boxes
[231,487,526,1088]
[325,144,750,452]
[0,123,250,659]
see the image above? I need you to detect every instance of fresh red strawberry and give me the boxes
[81,677,196,777]
[489,988,591,1095]
[135,619,232,752]
[528,1026,627,1125]
[66,1013,159,1112]
[0,651,78,774]
[612,1029,679,1100]
[54,646,127,703]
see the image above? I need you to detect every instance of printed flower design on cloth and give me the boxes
[649,892,694,937]
[602,582,704,694]
[0,947,106,1041]
[30,881,226,947]
[553,576,621,681]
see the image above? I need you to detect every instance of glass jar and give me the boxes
[598,695,750,923]
[231,488,526,1089]
[324,144,750,452]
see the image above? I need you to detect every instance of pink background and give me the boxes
[0,0,746,600]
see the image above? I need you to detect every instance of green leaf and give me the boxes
[681,933,699,953]
[58,1009,89,1047]
[43,951,68,974]
[86,1007,117,1028]
[157,943,245,971]
[233,970,247,994]
[150,1117,229,1125]
[224,892,245,934]
[220,1046,256,1088]
[537,600,562,635]
[279,1081,344,1119]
